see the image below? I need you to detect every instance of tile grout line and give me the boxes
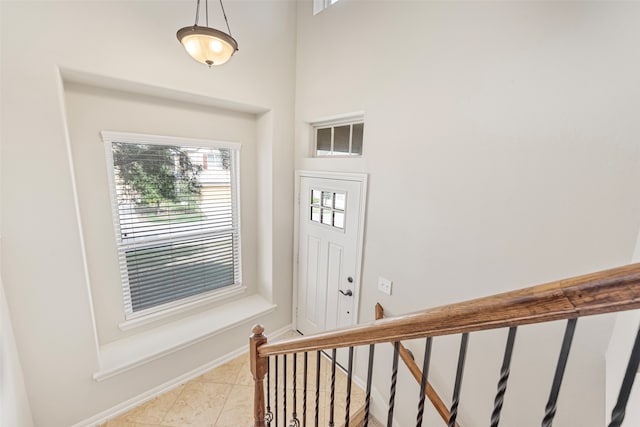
[157,382,189,427]
[109,347,367,427]
[212,382,236,426]
[211,358,247,426]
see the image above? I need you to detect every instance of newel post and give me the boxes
[250,324,268,427]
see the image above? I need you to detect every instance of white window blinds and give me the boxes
[101,132,241,319]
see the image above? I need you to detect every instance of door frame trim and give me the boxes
[292,170,368,332]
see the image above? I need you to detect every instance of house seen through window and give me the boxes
[102,133,241,319]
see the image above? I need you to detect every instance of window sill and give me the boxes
[93,294,276,381]
[119,284,247,331]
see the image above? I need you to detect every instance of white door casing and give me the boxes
[294,171,367,336]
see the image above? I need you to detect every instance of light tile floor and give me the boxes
[102,333,375,427]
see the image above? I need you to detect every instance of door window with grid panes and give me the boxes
[310,189,346,230]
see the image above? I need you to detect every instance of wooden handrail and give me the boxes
[375,303,458,427]
[259,263,640,356]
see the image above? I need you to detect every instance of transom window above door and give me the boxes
[310,113,364,157]
[310,189,346,229]
[313,0,340,15]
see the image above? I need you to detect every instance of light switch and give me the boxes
[378,276,392,295]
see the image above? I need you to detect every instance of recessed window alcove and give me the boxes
[60,70,277,380]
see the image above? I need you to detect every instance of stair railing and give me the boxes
[250,263,640,427]
[374,302,458,427]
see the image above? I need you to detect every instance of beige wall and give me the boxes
[1,276,34,427]
[64,83,259,345]
[4,0,640,425]
[605,235,640,425]
[295,1,640,426]
[0,1,296,425]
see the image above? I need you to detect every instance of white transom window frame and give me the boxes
[100,131,244,324]
[310,112,365,158]
[313,0,340,15]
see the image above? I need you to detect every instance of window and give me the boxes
[101,132,241,319]
[310,189,346,229]
[313,0,340,15]
[205,152,224,170]
[313,116,364,157]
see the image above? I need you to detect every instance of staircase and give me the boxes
[101,332,377,427]
[267,350,369,427]
[250,263,640,427]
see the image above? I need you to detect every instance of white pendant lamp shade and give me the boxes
[177,0,238,67]
[177,26,238,66]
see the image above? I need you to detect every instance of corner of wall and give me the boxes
[256,111,275,302]
[0,276,35,427]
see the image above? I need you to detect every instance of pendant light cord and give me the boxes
[194,0,231,36]
[219,0,233,37]
[194,0,200,25]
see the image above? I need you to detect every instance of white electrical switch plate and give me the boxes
[378,276,392,295]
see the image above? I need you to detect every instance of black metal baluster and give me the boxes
[275,355,279,427]
[283,354,288,427]
[315,351,321,427]
[541,318,577,427]
[344,347,355,427]
[490,327,518,427]
[303,352,308,427]
[329,349,337,427]
[448,333,469,427]
[290,353,300,427]
[363,344,375,427]
[608,323,640,427]
[266,356,273,427]
[416,337,433,427]
[387,341,400,427]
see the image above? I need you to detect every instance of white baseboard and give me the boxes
[72,324,293,427]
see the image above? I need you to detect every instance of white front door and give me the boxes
[295,172,367,337]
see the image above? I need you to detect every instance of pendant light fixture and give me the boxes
[177,0,238,67]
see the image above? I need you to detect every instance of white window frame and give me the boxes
[313,0,340,15]
[100,131,243,321]
[311,113,365,158]
[309,188,347,231]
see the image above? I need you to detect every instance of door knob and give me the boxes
[339,289,353,297]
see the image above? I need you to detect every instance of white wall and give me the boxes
[295,1,640,426]
[605,232,640,425]
[605,310,640,426]
[0,1,296,425]
[63,82,260,345]
[4,1,640,425]
[1,277,34,427]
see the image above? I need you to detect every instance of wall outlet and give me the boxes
[378,277,392,295]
